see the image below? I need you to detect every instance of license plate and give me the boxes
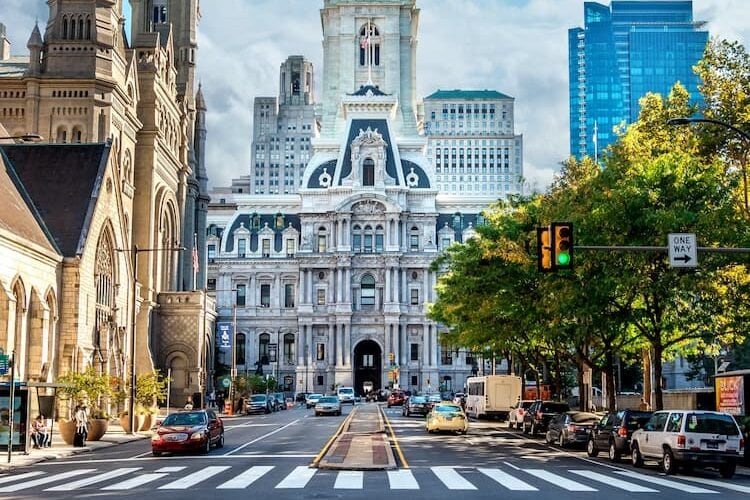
[165,434,186,442]
[706,442,718,449]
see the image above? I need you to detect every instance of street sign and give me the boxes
[0,354,8,376]
[217,322,232,349]
[221,376,231,388]
[668,233,698,268]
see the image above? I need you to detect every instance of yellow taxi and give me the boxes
[425,402,469,434]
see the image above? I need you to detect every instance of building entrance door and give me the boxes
[353,340,381,397]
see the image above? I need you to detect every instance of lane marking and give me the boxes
[101,473,169,490]
[34,454,316,465]
[156,466,186,472]
[0,469,95,493]
[523,469,597,491]
[381,405,409,468]
[679,475,750,493]
[334,470,363,489]
[158,465,231,489]
[479,467,538,490]
[612,471,717,493]
[387,469,419,490]
[45,467,141,491]
[569,470,658,492]
[431,466,477,490]
[275,465,316,489]
[216,465,274,489]
[223,418,301,456]
[311,411,353,466]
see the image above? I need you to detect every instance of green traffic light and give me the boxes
[557,252,570,266]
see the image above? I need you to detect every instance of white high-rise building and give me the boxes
[423,90,524,200]
[207,0,492,396]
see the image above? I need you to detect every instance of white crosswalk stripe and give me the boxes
[679,475,750,493]
[101,473,169,490]
[569,470,658,492]
[431,466,477,490]
[613,471,718,493]
[0,469,95,493]
[479,467,538,490]
[158,465,231,489]
[523,469,598,491]
[387,469,419,489]
[0,472,43,485]
[216,465,274,489]
[334,470,363,489]
[275,465,316,489]
[45,467,141,491]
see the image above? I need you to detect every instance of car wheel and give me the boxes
[662,448,677,475]
[516,422,522,430]
[558,433,566,448]
[522,422,530,435]
[586,438,599,457]
[152,450,162,457]
[631,443,643,467]
[608,441,621,462]
[544,431,552,444]
[216,432,224,449]
[719,463,736,479]
[201,436,211,455]
[530,422,537,435]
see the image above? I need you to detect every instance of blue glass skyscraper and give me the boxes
[569,1,708,159]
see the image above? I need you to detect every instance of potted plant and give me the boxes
[135,370,170,431]
[58,367,113,443]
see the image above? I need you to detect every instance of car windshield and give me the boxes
[435,404,462,413]
[318,397,339,403]
[339,388,354,394]
[308,394,322,399]
[427,394,442,401]
[410,396,427,403]
[162,412,206,426]
[624,411,653,430]
[686,413,740,436]
[250,395,267,402]
[542,403,570,412]
[570,412,598,423]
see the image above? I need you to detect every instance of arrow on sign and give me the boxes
[673,255,692,263]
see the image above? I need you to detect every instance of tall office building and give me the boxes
[241,55,317,195]
[423,90,523,199]
[569,1,708,158]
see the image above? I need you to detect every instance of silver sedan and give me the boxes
[314,396,342,416]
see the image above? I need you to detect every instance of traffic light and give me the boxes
[537,227,553,272]
[551,222,573,270]
[389,352,395,364]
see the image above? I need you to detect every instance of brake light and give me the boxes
[567,424,578,432]
[618,427,628,438]
[676,434,686,448]
[740,438,744,452]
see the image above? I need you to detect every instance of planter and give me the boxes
[139,412,157,431]
[87,418,109,441]
[118,412,145,433]
[58,419,76,445]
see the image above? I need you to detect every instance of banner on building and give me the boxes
[217,322,232,350]
[716,375,745,415]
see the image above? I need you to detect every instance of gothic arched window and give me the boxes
[94,230,116,353]
[259,333,270,364]
[352,224,362,252]
[359,25,380,67]
[236,333,246,365]
[361,274,375,306]
[62,17,68,39]
[85,18,91,40]
[362,158,375,186]
[283,333,295,364]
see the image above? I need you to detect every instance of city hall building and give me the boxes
[207,0,517,396]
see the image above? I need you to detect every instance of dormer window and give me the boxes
[262,239,271,258]
[363,158,375,186]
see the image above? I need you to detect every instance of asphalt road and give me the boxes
[0,403,748,499]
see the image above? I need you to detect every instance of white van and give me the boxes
[337,386,355,404]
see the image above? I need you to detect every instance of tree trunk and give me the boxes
[577,361,586,411]
[643,348,652,408]
[604,351,617,410]
[553,352,564,402]
[653,344,664,410]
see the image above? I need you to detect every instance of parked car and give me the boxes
[151,410,224,456]
[630,410,744,478]
[587,409,653,461]
[387,390,406,407]
[426,403,469,434]
[246,394,273,414]
[545,411,598,447]
[522,400,570,435]
[305,393,323,409]
[508,400,535,429]
[315,396,342,416]
[272,392,286,410]
[337,386,356,404]
[402,395,430,417]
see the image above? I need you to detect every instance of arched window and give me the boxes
[251,213,261,230]
[352,224,362,252]
[275,213,285,229]
[236,333,246,365]
[375,225,385,252]
[410,226,420,251]
[259,333,270,364]
[94,230,115,353]
[56,126,67,143]
[363,225,373,253]
[359,25,380,67]
[72,126,82,143]
[362,158,375,186]
[361,274,375,306]
[62,17,68,39]
[317,226,327,253]
[78,18,84,40]
[283,333,295,364]
[85,18,91,40]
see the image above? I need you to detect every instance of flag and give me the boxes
[360,31,370,49]
[192,233,199,273]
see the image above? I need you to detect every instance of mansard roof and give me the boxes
[0,142,111,256]
[339,118,398,185]
[224,213,302,253]
[436,212,484,243]
[425,89,514,101]
[307,159,337,188]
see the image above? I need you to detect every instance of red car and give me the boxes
[151,410,224,456]
[387,391,406,407]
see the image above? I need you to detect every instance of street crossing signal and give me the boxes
[551,222,573,270]
[537,227,553,272]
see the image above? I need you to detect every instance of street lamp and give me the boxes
[0,133,43,143]
[208,288,237,413]
[117,244,184,434]
[668,117,750,211]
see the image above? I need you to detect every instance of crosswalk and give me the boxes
[0,464,747,494]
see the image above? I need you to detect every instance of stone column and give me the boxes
[423,269,429,304]
[343,324,350,366]
[384,266,391,302]
[297,330,304,367]
[306,326,313,366]
[336,268,342,302]
[336,323,343,366]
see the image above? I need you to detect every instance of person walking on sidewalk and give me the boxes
[32,414,50,448]
[73,405,89,447]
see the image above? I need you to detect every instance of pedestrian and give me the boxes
[638,398,651,411]
[208,390,216,409]
[73,405,88,447]
[32,414,50,448]
[184,396,193,410]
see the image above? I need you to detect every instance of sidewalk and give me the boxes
[316,403,397,470]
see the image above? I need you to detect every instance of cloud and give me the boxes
[3,1,749,191]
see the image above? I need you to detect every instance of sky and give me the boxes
[2,0,749,192]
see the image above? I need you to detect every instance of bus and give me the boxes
[466,375,522,420]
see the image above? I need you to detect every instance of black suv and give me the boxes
[522,400,570,435]
[586,409,652,462]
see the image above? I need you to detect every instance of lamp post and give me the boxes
[117,244,183,435]
[0,133,43,143]
[668,117,750,211]
[208,288,237,413]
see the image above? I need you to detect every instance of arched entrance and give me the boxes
[353,339,382,397]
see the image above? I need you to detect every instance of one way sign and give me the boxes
[668,233,698,268]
